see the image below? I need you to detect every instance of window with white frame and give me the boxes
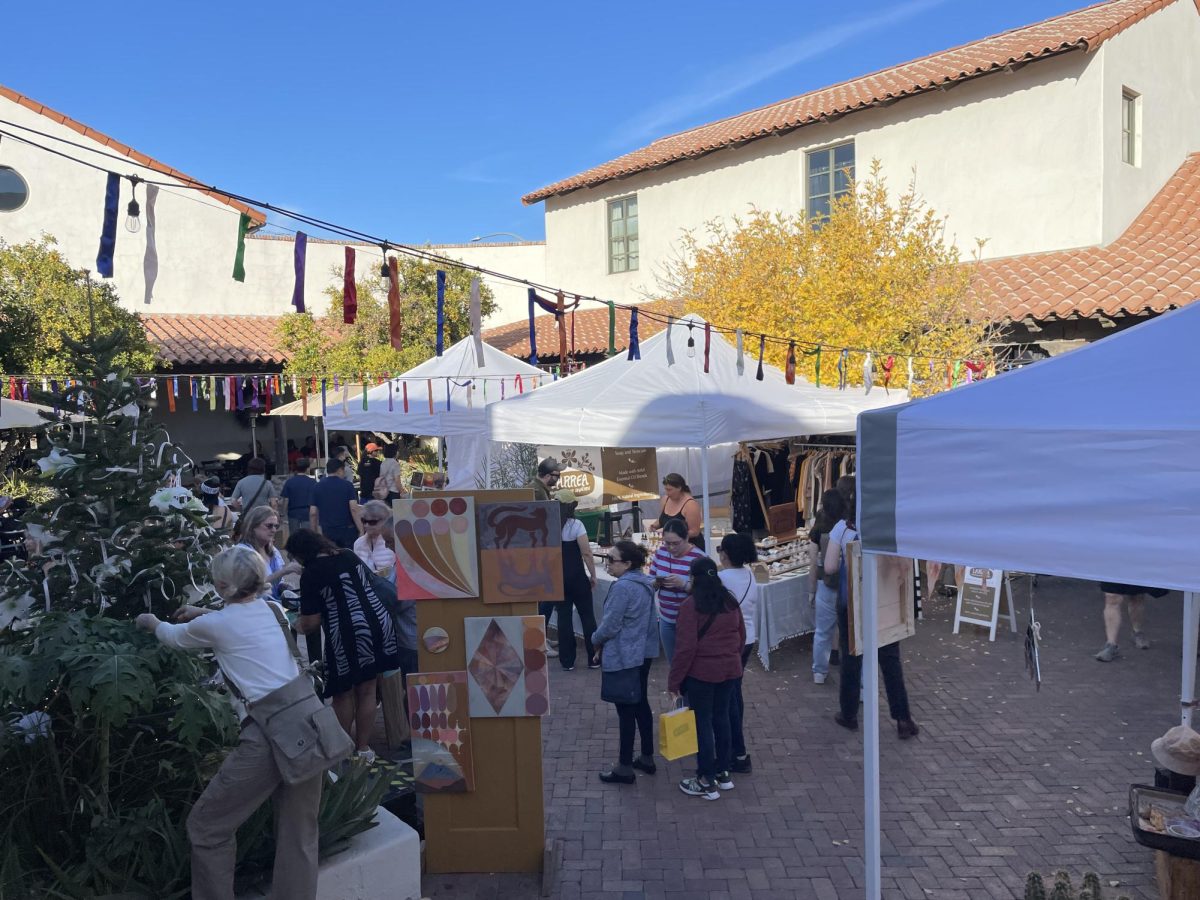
[607,195,638,273]
[806,142,855,220]
[1121,89,1140,166]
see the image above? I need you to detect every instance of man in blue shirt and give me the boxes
[280,458,318,535]
[310,457,361,549]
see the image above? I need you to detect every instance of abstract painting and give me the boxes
[407,671,474,793]
[464,615,550,717]
[393,496,479,599]
[476,501,563,605]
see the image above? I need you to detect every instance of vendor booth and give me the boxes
[270,337,543,487]
[856,303,1200,899]
[487,314,905,661]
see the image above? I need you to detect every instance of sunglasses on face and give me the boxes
[361,518,383,525]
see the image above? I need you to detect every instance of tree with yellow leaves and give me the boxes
[663,161,994,394]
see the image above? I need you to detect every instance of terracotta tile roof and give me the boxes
[482,298,684,359]
[973,151,1200,322]
[143,314,288,366]
[0,84,266,225]
[523,0,1184,204]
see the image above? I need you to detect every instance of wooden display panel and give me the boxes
[846,541,917,656]
[414,489,545,874]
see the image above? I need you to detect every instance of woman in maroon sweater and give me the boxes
[668,556,747,801]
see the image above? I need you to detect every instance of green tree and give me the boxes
[276,252,496,379]
[0,236,157,376]
[664,161,995,396]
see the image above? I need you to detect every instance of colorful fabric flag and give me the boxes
[469,277,483,366]
[528,289,539,366]
[785,342,796,385]
[436,270,446,356]
[755,336,765,382]
[96,173,120,278]
[387,256,402,350]
[556,291,567,365]
[232,212,251,282]
[863,352,874,394]
[665,317,676,366]
[607,302,616,358]
[627,308,641,360]
[343,247,357,323]
[703,323,712,374]
[292,232,307,312]
[142,184,159,304]
[735,329,744,376]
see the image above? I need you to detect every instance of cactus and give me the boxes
[1025,871,1114,900]
[1025,872,1048,900]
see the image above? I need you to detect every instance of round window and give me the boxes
[0,166,29,212]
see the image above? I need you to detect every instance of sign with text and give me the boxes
[539,445,659,509]
[953,566,1017,641]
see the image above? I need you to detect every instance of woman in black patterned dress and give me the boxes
[287,530,401,763]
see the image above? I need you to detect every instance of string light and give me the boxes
[686,324,696,358]
[0,116,987,370]
[124,176,141,234]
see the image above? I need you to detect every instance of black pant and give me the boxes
[685,676,734,782]
[729,644,754,758]
[558,579,597,669]
[836,600,911,721]
[615,658,654,766]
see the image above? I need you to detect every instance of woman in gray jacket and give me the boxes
[593,540,660,785]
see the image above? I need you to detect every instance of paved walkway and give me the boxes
[424,577,1184,899]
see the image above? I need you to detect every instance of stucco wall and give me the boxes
[542,49,1112,305]
[1097,0,1200,243]
[0,97,545,327]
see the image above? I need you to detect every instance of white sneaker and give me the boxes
[813,673,827,684]
[547,647,559,658]
[356,749,377,764]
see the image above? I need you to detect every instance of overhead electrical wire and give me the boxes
[0,116,986,364]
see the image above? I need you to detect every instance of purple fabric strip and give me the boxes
[96,173,120,278]
[292,232,307,312]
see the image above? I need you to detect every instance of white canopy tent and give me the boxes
[854,303,1200,899]
[488,313,905,548]
[0,397,60,430]
[269,337,543,485]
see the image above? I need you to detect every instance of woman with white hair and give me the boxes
[135,545,321,900]
[353,499,395,576]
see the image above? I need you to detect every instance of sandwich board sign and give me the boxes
[953,566,1017,641]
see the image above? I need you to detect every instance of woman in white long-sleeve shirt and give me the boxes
[136,545,321,900]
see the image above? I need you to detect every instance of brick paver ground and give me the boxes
[423,577,1185,899]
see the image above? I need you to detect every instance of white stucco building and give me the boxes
[0,85,545,326]
[520,0,1200,354]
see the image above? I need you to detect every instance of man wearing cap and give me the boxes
[526,458,561,502]
[358,443,383,502]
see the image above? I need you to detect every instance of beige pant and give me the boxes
[187,720,322,900]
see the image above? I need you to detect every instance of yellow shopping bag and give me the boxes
[658,706,698,761]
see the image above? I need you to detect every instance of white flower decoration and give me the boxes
[36,448,79,477]
[149,486,205,515]
[10,711,52,744]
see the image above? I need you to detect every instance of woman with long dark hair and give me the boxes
[286,529,402,762]
[667,556,746,801]
[717,532,758,775]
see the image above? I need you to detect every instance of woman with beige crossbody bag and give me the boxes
[136,545,351,900]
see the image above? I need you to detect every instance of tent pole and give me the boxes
[1182,592,1199,728]
[862,550,882,900]
[322,421,330,468]
[700,443,713,559]
[485,441,492,489]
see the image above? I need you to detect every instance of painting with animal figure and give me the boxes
[476,501,564,605]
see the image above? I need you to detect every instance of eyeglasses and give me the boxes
[361,518,383,525]
[662,538,685,549]
[605,557,627,567]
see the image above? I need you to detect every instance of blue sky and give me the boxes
[4,0,1087,245]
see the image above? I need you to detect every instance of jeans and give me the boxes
[659,619,677,665]
[558,581,597,669]
[729,644,754,758]
[188,721,321,900]
[812,581,839,676]
[615,658,655,766]
[685,676,734,782]
[836,599,912,722]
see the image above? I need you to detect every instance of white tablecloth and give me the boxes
[755,570,814,671]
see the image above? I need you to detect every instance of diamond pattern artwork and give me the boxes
[464,615,550,717]
[407,671,474,793]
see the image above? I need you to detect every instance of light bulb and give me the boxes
[686,333,696,358]
[124,198,141,233]
[380,261,391,292]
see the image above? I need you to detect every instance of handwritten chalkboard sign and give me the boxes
[953,566,1017,641]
